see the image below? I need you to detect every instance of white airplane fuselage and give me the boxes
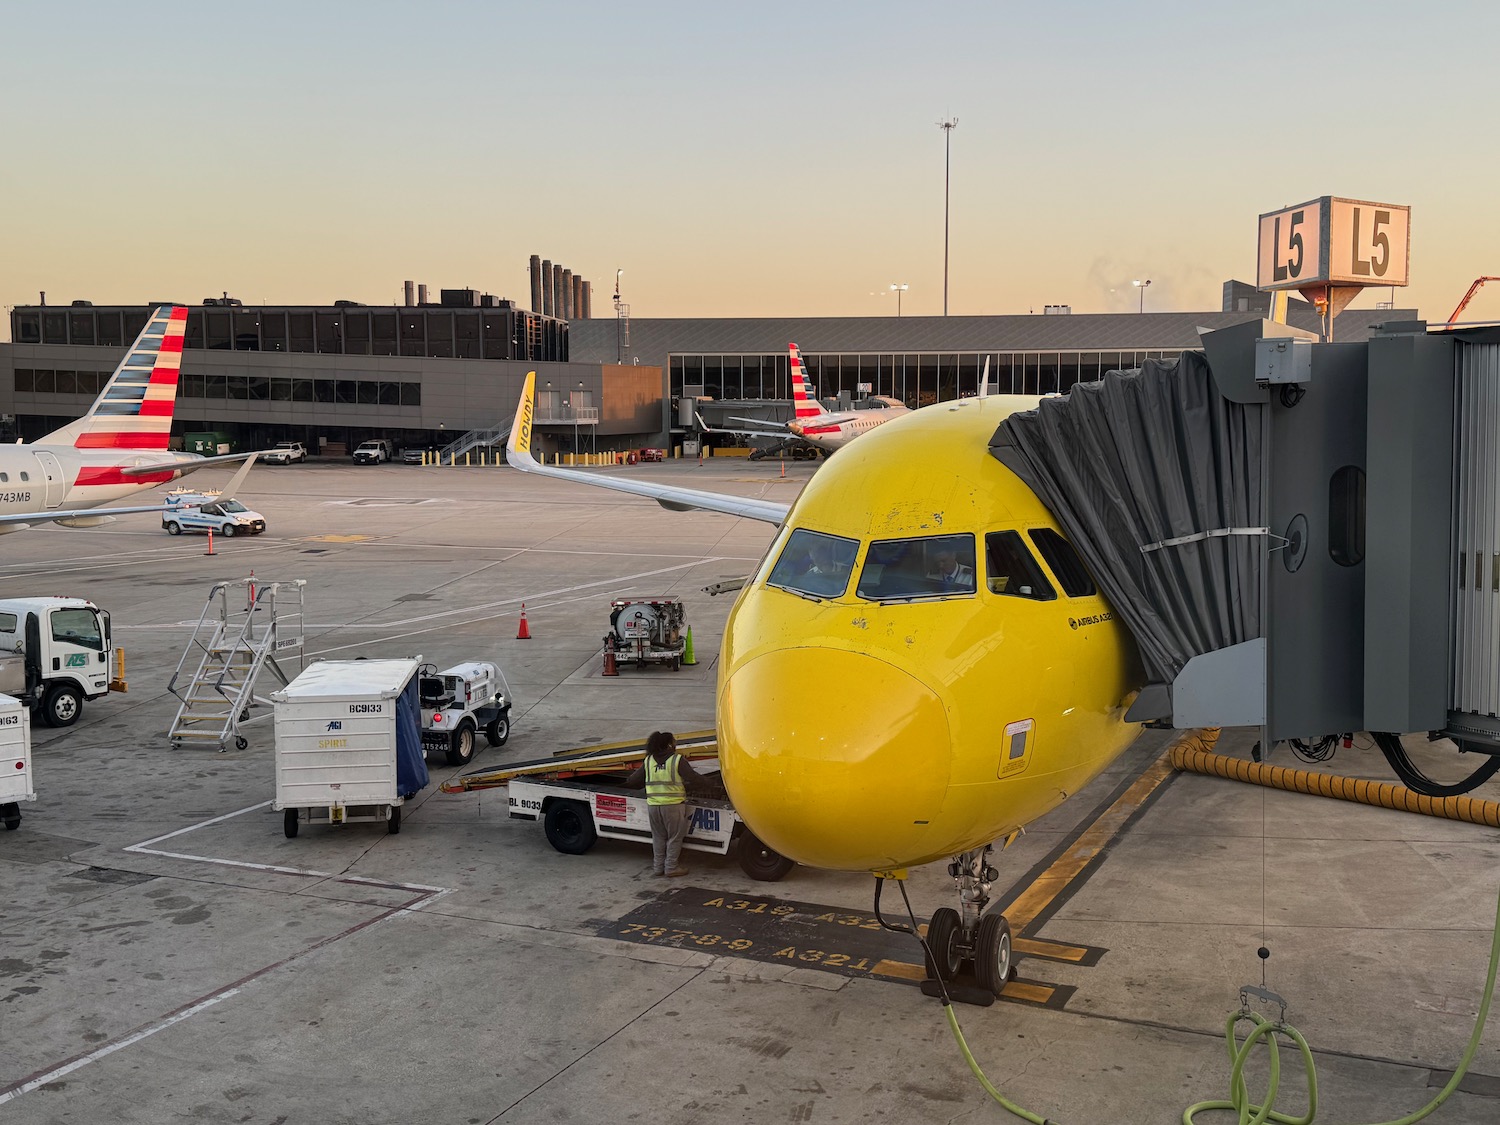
[0,445,181,519]
[790,398,908,451]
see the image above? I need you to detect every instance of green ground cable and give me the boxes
[1184,884,1500,1125]
[931,883,1499,1125]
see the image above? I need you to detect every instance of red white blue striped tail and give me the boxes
[789,344,824,421]
[39,306,187,450]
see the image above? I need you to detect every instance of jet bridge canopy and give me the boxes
[991,320,1500,791]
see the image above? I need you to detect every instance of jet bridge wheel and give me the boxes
[1373,732,1500,797]
[924,907,964,981]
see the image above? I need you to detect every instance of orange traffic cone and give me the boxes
[602,636,618,676]
[246,570,257,611]
[517,604,532,640]
[204,528,216,556]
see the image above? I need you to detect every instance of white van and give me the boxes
[162,490,267,537]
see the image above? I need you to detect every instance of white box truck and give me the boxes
[0,693,35,830]
[0,597,123,727]
[271,658,427,839]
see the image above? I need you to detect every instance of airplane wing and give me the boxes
[119,449,278,477]
[0,500,186,531]
[725,416,791,431]
[508,372,789,525]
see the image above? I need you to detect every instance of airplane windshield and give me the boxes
[767,529,859,599]
[857,533,976,600]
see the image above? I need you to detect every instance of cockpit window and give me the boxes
[857,533,976,600]
[767,529,859,599]
[985,531,1056,600]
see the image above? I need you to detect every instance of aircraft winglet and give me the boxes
[506,371,789,525]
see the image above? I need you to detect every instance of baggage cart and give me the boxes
[0,693,35,831]
[271,658,427,839]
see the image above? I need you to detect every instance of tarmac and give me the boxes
[1,455,1497,1124]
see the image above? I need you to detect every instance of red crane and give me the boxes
[1448,277,1500,324]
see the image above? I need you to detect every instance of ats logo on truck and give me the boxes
[65,654,88,667]
[348,703,383,714]
[326,720,343,731]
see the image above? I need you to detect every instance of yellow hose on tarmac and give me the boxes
[1170,745,1500,828]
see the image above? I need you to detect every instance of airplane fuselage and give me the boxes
[717,396,1146,871]
[0,445,180,521]
[790,400,909,451]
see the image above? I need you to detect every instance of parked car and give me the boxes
[162,491,267,536]
[264,441,307,465]
[352,439,393,464]
[401,447,426,465]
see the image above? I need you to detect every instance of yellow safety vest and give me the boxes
[644,754,685,806]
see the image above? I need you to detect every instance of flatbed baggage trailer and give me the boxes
[441,732,794,880]
[0,693,35,831]
[271,658,427,839]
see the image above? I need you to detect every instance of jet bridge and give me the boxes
[992,319,1500,794]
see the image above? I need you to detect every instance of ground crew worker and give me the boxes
[624,731,704,877]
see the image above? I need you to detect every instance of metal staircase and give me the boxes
[167,577,306,751]
[437,413,515,462]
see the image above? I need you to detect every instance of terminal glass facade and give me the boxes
[669,349,1189,406]
[11,306,567,363]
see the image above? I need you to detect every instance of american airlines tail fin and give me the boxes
[788,344,827,422]
[39,305,187,450]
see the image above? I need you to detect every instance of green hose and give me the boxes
[938,885,1500,1125]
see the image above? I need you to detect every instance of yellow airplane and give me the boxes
[506,371,1144,995]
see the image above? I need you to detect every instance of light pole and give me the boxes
[1132,278,1152,314]
[890,283,908,317]
[613,269,624,363]
[937,118,957,315]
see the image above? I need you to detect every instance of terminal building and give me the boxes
[1,272,1415,458]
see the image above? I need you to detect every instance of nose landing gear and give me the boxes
[930,845,1013,999]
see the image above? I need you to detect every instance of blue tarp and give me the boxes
[395,676,428,798]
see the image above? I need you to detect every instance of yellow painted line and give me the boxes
[1005,742,1183,932]
[305,534,372,543]
[1013,937,1090,963]
[872,959,927,982]
[1000,980,1055,1005]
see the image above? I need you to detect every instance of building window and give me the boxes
[234,312,260,351]
[181,373,205,398]
[400,382,421,407]
[378,382,400,406]
[293,379,313,402]
[372,313,398,356]
[357,381,378,405]
[14,369,34,392]
[261,312,289,353]
[400,315,424,357]
[344,313,370,356]
[69,312,96,346]
[314,379,336,403]
[228,376,249,400]
[337,380,357,404]
[288,313,313,353]
[315,313,342,354]
[32,370,55,393]
[42,313,67,344]
[204,374,227,398]
[14,312,41,343]
[205,312,232,350]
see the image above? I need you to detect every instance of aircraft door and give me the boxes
[33,451,66,509]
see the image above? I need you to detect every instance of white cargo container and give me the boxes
[271,658,425,839]
[0,693,35,831]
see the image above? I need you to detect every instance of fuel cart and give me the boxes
[0,694,34,831]
[442,731,795,880]
[271,658,428,838]
[606,596,687,671]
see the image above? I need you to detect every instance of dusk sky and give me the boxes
[4,0,1499,338]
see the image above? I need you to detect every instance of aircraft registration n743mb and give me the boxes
[0,305,265,535]
[507,369,1145,997]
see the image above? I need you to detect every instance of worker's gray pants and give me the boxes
[649,803,689,874]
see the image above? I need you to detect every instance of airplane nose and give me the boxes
[719,648,950,871]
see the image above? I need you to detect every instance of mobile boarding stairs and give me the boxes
[167,577,306,751]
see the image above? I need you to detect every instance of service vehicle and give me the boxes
[442,734,795,880]
[0,693,35,830]
[418,660,513,766]
[0,597,124,727]
[352,439,393,464]
[263,441,307,465]
[271,658,427,838]
[606,596,687,671]
[162,490,267,537]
